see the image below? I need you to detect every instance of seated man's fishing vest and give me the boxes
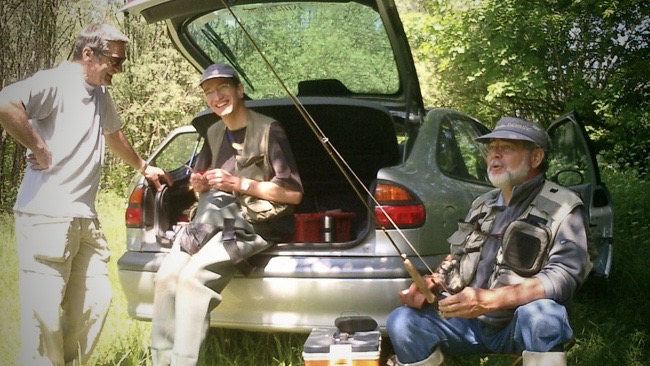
[441,180,584,296]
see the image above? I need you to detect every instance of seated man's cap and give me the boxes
[199,63,240,86]
[475,117,550,151]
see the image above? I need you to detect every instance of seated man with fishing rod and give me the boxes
[386,117,592,366]
[149,63,303,366]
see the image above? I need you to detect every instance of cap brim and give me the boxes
[199,75,233,87]
[474,130,537,144]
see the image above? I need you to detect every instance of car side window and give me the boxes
[547,120,595,186]
[437,115,490,184]
[153,132,204,172]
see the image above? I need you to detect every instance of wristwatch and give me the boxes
[240,178,251,192]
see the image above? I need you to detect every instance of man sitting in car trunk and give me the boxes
[386,117,591,366]
[150,63,303,366]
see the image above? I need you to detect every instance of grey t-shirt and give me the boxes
[0,61,121,217]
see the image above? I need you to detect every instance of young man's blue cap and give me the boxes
[198,63,240,86]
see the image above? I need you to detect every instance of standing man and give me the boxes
[0,23,171,365]
[387,117,592,366]
[149,63,303,366]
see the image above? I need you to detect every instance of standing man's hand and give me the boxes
[141,165,173,191]
[26,150,52,171]
[0,100,52,169]
[105,129,173,192]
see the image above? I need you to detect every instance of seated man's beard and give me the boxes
[488,158,531,190]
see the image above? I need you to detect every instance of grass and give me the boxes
[1,168,649,365]
[0,213,20,365]
[568,168,650,366]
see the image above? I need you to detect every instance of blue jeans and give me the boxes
[386,299,572,364]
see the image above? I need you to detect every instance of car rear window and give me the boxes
[185,1,400,99]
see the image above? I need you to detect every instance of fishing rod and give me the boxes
[219,0,441,304]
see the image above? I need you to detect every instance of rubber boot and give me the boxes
[150,348,171,366]
[391,347,445,366]
[522,351,567,366]
[171,354,200,366]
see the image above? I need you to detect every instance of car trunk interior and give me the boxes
[151,97,400,246]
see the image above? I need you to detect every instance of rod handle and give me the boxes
[402,255,436,304]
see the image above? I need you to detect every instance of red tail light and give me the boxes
[374,183,425,228]
[125,186,145,227]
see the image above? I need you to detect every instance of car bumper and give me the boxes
[117,251,435,332]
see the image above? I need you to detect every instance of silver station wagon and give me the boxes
[118,0,614,332]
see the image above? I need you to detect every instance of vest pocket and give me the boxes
[500,220,551,277]
[443,220,484,293]
[238,194,293,223]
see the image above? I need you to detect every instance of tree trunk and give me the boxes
[0,0,59,210]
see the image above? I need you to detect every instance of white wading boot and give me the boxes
[522,351,567,366]
[391,347,445,366]
[150,348,171,366]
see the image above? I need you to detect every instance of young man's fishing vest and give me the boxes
[206,110,292,223]
[441,180,584,295]
[172,110,288,273]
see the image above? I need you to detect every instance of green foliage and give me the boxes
[401,0,650,175]
[591,109,650,178]
[570,167,650,365]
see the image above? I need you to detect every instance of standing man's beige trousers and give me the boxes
[15,213,112,366]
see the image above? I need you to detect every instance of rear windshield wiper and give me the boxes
[201,24,255,91]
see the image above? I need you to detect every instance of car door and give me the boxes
[124,126,203,251]
[547,111,614,278]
